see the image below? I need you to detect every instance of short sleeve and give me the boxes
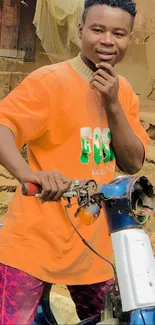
[0,68,51,148]
[119,77,150,157]
[127,92,150,156]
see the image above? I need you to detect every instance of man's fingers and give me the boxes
[60,175,72,193]
[60,174,72,184]
[96,62,116,77]
[93,68,113,82]
[39,188,50,202]
[53,176,71,201]
[51,176,65,201]
[91,80,106,92]
[38,177,52,202]
[90,75,108,87]
[42,176,59,202]
[31,171,72,203]
[41,174,71,202]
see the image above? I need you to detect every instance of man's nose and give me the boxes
[99,32,115,46]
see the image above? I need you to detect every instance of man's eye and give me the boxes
[92,29,102,33]
[114,32,124,37]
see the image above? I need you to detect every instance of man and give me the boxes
[0,0,149,324]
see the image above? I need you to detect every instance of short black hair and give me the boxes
[82,0,137,24]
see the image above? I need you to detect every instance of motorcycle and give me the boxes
[22,175,155,325]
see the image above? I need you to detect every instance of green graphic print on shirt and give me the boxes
[80,127,115,165]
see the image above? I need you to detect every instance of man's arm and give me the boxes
[0,72,48,181]
[104,100,144,174]
[0,126,71,202]
[90,62,148,174]
[0,126,31,183]
[0,72,71,202]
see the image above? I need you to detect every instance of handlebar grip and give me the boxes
[22,183,42,196]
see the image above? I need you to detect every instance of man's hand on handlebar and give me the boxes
[21,171,72,203]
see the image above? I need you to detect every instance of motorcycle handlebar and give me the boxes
[22,183,42,196]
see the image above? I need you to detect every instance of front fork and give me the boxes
[33,284,57,325]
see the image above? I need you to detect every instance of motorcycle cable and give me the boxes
[64,204,117,277]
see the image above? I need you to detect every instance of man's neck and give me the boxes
[80,54,97,72]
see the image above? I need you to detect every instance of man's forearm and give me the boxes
[105,101,144,174]
[0,126,31,183]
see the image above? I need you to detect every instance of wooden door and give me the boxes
[0,0,37,61]
[0,0,20,58]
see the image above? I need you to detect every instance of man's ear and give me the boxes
[78,22,83,40]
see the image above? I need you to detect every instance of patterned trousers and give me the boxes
[0,263,114,324]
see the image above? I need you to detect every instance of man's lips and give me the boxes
[96,51,117,60]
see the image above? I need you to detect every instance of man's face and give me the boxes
[79,5,133,66]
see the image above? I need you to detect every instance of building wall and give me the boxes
[116,0,155,103]
[0,38,51,100]
[0,0,155,106]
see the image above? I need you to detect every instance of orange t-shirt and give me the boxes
[0,55,149,284]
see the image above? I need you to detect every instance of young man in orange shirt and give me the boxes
[0,0,149,324]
